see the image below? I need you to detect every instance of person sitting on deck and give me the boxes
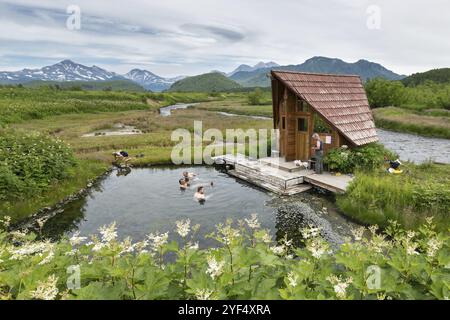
[311,133,324,174]
[194,186,206,202]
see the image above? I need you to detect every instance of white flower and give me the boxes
[69,232,87,246]
[194,289,214,300]
[270,245,285,255]
[175,219,191,238]
[9,240,53,260]
[261,232,272,244]
[307,238,329,259]
[301,225,320,239]
[405,241,420,256]
[99,222,117,243]
[9,230,28,241]
[406,230,416,239]
[351,226,365,241]
[218,224,240,245]
[244,213,260,229]
[427,238,443,257]
[30,275,59,300]
[188,241,199,250]
[38,250,54,265]
[119,237,135,255]
[327,275,352,299]
[287,271,298,287]
[206,256,225,280]
[147,232,169,252]
[0,216,11,228]
[368,225,379,235]
[134,239,149,253]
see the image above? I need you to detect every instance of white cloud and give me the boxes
[0,0,448,76]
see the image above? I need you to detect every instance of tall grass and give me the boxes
[0,87,213,126]
[337,163,450,230]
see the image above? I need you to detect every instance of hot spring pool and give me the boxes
[41,166,357,246]
[42,166,278,245]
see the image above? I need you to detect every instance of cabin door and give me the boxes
[295,116,310,160]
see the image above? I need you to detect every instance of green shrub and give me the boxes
[324,143,395,174]
[247,88,264,105]
[365,78,406,108]
[0,216,448,300]
[0,129,76,201]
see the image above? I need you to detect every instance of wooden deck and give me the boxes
[212,154,353,194]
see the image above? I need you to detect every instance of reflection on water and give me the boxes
[41,166,356,247]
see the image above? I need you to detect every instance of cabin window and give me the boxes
[296,99,309,113]
[281,117,286,130]
[297,118,308,132]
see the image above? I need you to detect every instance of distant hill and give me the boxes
[124,69,184,92]
[0,60,180,92]
[0,60,124,84]
[227,61,279,76]
[401,68,450,86]
[229,56,406,87]
[168,72,241,92]
[23,79,146,91]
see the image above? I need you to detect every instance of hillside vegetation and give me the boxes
[169,72,241,92]
[402,68,450,87]
[24,79,146,92]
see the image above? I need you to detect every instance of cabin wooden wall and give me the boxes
[272,78,350,161]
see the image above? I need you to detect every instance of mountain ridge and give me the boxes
[0,57,406,91]
[229,56,406,87]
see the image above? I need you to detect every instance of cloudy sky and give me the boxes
[0,0,449,77]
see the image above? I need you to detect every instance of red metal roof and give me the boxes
[272,70,378,146]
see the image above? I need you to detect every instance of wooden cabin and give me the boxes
[270,70,378,161]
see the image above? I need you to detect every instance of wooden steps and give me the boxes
[228,169,312,195]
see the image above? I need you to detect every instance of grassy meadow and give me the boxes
[365,78,450,138]
[337,162,450,231]
[373,107,450,139]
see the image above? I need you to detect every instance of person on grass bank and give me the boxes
[113,150,131,167]
[311,133,324,174]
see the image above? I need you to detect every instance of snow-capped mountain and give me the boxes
[124,69,185,92]
[0,60,124,83]
[227,61,279,76]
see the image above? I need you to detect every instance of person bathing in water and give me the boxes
[183,171,196,182]
[194,186,206,202]
[179,178,188,190]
